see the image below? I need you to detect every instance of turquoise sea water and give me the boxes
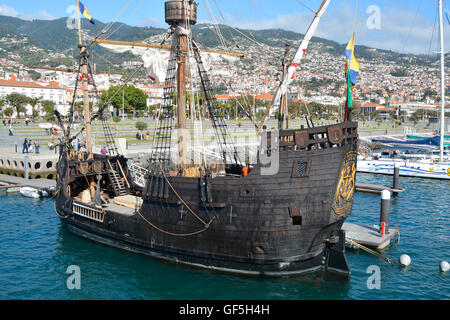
[0,173,448,300]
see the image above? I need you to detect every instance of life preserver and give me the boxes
[447,168,450,176]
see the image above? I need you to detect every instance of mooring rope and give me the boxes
[137,211,215,237]
[347,238,400,266]
[37,189,60,207]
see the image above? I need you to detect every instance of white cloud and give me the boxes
[137,16,165,28]
[214,3,449,54]
[0,5,54,21]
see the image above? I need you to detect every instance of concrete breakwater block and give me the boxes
[0,153,58,179]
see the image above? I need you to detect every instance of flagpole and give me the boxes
[76,0,82,45]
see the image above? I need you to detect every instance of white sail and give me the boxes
[271,0,330,113]
[99,43,238,83]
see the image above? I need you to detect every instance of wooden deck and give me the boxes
[0,174,55,193]
[355,182,405,194]
[342,222,399,250]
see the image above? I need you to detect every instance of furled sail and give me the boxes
[271,0,330,113]
[99,42,239,83]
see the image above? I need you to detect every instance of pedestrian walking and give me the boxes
[22,138,29,154]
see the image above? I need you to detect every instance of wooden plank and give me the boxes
[356,183,405,194]
[114,195,143,209]
[343,222,398,250]
[0,174,55,189]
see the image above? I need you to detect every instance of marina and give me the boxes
[0,0,448,303]
[0,172,448,300]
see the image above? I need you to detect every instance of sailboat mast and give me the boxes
[439,0,446,161]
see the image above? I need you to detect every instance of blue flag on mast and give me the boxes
[78,1,95,25]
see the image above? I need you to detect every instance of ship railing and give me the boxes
[73,202,105,223]
[263,122,358,152]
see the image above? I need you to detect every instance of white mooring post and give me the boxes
[24,155,29,180]
[380,190,391,236]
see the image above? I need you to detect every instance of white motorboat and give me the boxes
[19,187,49,198]
[357,158,450,180]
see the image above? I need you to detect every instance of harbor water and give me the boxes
[0,173,448,300]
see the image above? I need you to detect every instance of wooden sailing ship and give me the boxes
[55,0,358,277]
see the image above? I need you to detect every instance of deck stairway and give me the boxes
[107,159,128,196]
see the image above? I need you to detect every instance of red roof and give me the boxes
[293,99,309,104]
[255,93,274,100]
[0,78,62,89]
[215,94,234,100]
[361,103,384,108]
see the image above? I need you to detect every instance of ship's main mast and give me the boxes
[165,0,198,168]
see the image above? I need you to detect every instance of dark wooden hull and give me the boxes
[55,122,358,277]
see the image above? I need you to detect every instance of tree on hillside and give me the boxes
[28,96,42,117]
[6,93,29,118]
[41,100,56,121]
[135,121,148,132]
[100,85,146,116]
[75,101,93,116]
[3,107,13,117]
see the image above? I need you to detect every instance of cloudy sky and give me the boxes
[0,0,449,54]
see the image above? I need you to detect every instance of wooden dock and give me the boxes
[342,222,399,250]
[356,182,405,194]
[0,174,55,193]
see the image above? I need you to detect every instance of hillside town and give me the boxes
[0,31,449,122]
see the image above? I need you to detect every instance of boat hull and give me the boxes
[55,122,358,277]
[357,160,450,180]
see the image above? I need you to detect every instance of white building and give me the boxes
[391,101,441,117]
[140,84,164,107]
[0,75,67,116]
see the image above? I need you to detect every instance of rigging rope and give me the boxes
[85,0,134,51]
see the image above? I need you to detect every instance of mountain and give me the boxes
[0,15,439,72]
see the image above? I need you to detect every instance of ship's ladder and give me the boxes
[107,159,128,196]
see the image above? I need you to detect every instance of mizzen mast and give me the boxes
[76,0,93,158]
[279,43,291,130]
[79,45,93,158]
